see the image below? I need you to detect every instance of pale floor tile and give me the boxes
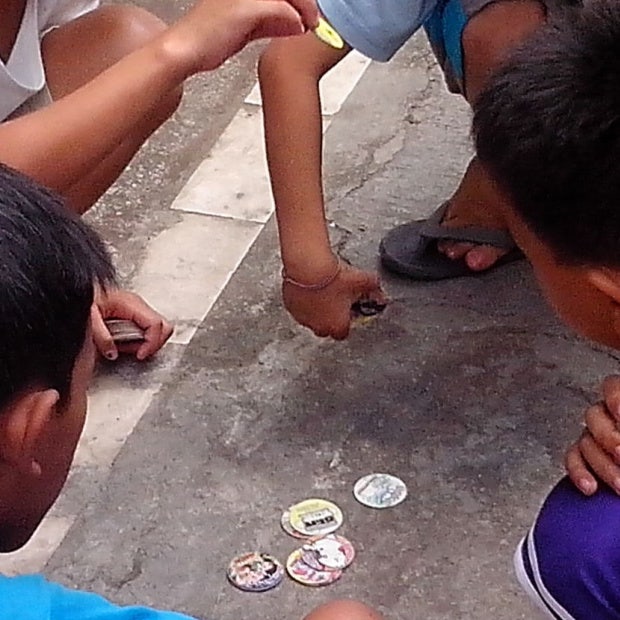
[171,105,331,226]
[245,51,371,116]
[1,515,74,576]
[75,376,159,468]
[131,213,262,345]
[170,108,272,223]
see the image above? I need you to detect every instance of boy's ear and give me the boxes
[588,268,620,301]
[588,268,620,335]
[0,389,59,477]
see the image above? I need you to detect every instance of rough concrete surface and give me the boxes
[86,0,266,284]
[45,30,619,620]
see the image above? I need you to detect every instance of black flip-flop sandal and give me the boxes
[379,202,525,280]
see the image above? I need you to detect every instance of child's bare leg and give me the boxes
[304,600,383,620]
[436,0,545,271]
[41,5,182,213]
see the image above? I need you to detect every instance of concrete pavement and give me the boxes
[3,12,619,620]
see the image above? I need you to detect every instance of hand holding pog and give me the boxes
[104,319,146,343]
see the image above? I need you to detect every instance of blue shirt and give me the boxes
[317,0,439,61]
[0,574,197,620]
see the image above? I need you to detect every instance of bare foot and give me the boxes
[436,157,513,271]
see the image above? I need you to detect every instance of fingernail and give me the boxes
[105,350,118,361]
[579,478,595,494]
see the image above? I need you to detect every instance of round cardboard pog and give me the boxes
[227,552,284,592]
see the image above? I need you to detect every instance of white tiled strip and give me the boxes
[0,51,371,576]
[171,51,370,227]
[132,213,262,345]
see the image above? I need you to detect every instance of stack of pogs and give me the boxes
[280,498,355,587]
[286,533,355,587]
[280,499,343,538]
[104,319,145,343]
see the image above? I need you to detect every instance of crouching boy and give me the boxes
[0,164,381,620]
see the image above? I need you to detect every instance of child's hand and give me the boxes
[565,375,620,495]
[163,0,319,75]
[282,262,388,340]
[92,288,174,361]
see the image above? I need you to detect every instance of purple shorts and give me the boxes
[516,477,620,619]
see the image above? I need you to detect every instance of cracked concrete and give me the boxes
[42,33,619,620]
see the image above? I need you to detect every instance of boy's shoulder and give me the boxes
[0,574,52,619]
[0,574,195,620]
[318,0,440,61]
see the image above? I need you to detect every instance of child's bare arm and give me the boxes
[0,0,318,212]
[259,32,347,280]
[259,33,387,339]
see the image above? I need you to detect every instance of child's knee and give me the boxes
[95,4,168,51]
[303,600,383,620]
[42,4,176,93]
[82,5,182,117]
[98,5,182,117]
[462,0,545,97]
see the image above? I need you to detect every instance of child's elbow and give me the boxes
[258,41,280,87]
[258,39,300,87]
[258,35,328,88]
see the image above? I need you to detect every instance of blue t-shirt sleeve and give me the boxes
[317,0,439,61]
[0,575,199,620]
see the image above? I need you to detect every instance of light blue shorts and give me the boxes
[317,0,488,93]
[318,0,565,95]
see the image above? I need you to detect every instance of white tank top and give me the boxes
[0,0,99,121]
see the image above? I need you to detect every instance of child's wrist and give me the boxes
[281,250,341,289]
[150,29,205,82]
[282,257,341,291]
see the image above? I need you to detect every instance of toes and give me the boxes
[437,240,475,260]
[465,245,507,271]
[437,241,509,271]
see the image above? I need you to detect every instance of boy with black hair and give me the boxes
[0,162,383,620]
[472,2,620,616]
[472,0,620,489]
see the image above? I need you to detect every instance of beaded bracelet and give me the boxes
[281,257,342,291]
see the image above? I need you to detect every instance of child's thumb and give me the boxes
[91,305,118,361]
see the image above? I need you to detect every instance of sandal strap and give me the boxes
[419,202,517,251]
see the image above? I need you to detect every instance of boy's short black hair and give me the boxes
[473,0,620,267]
[0,164,114,410]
